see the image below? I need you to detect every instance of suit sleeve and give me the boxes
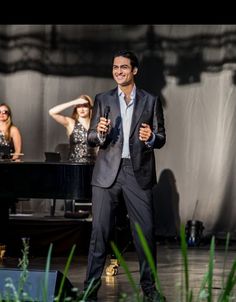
[87,95,103,147]
[152,95,166,149]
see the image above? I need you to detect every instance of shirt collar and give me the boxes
[118,85,136,99]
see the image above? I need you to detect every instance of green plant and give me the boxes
[111,223,236,302]
[111,222,165,302]
[0,239,76,302]
[0,237,32,302]
[180,225,236,302]
[1,225,236,302]
[53,244,76,302]
[17,237,30,297]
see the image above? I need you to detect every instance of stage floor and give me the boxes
[3,213,236,301]
[1,244,236,302]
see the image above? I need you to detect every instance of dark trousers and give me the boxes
[85,158,156,293]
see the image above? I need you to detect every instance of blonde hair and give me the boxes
[0,103,12,140]
[71,95,93,120]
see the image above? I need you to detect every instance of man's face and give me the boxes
[112,56,137,87]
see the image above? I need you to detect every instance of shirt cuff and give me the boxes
[97,132,106,144]
[145,132,155,148]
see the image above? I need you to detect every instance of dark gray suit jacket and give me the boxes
[87,87,166,189]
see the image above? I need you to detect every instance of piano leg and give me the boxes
[0,200,10,260]
[50,199,76,216]
[50,199,56,216]
[64,200,75,212]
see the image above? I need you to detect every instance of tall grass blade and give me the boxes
[221,232,230,289]
[218,259,236,301]
[196,271,209,301]
[111,241,142,302]
[207,236,215,302]
[81,278,96,300]
[180,224,190,302]
[189,289,193,302]
[134,223,163,298]
[17,237,30,298]
[42,243,53,302]
[56,244,76,301]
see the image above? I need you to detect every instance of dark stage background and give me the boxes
[1,25,236,238]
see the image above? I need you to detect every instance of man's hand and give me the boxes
[139,123,152,142]
[97,117,111,135]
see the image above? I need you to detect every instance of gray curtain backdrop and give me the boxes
[1,25,236,236]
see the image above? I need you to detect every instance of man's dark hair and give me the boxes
[112,50,139,70]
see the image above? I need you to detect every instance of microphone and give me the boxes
[104,105,110,120]
[101,106,110,139]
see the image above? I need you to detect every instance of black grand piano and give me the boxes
[0,161,94,216]
[0,161,129,268]
[0,161,94,254]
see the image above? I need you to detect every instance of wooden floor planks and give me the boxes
[1,244,236,301]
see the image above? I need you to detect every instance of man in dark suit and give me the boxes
[84,50,166,302]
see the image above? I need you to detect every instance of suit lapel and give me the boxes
[109,88,120,117]
[108,88,123,143]
[129,88,147,137]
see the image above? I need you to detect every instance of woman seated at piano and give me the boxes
[0,103,22,247]
[0,103,22,161]
[49,95,97,164]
